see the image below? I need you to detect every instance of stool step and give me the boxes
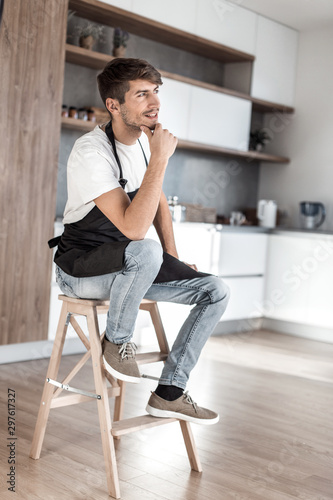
[111,415,177,437]
[136,352,168,364]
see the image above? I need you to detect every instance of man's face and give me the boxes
[119,79,160,131]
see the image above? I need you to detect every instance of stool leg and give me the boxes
[148,302,170,355]
[87,307,121,499]
[113,379,126,422]
[30,302,69,459]
[179,421,203,472]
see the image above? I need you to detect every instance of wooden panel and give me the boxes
[0,0,68,344]
[68,0,254,63]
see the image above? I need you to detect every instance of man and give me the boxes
[53,58,230,425]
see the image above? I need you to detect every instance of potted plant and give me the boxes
[112,27,130,57]
[74,22,105,51]
[249,129,272,151]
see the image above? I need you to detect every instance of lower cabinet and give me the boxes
[222,276,264,321]
[264,232,333,329]
[146,224,268,335]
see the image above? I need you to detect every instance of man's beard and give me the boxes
[120,106,157,131]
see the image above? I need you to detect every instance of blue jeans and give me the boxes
[56,239,230,390]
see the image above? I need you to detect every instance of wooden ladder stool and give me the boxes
[30,295,202,499]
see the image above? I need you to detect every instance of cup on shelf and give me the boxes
[230,211,246,226]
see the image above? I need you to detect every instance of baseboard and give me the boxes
[0,338,86,365]
[213,317,263,335]
[1,317,332,365]
[262,318,333,344]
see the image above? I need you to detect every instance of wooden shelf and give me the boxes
[61,117,290,164]
[68,0,254,64]
[61,116,98,131]
[65,44,294,114]
[177,139,290,164]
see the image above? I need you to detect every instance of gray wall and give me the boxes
[56,17,259,219]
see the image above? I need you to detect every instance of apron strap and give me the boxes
[105,121,128,189]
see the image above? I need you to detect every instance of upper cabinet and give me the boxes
[158,78,251,151]
[188,86,252,151]
[251,17,298,106]
[158,78,192,140]
[130,0,196,34]
[195,0,257,55]
[99,0,133,10]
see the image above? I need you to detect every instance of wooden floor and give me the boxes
[0,329,333,500]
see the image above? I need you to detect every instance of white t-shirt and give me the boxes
[63,126,150,224]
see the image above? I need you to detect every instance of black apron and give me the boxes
[49,122,210,283]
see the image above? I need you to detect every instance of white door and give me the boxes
[251,16,298,106]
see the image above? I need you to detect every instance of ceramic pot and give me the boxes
[112,45,126,57]
[79,35,95,50]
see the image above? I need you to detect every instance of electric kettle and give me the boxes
[257,200,277,228]
[299,201,325,229]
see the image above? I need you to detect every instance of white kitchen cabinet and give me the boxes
[147,222,214,273]
[188,86,252,150]
[98,0,133,11]
[131,0,197,34]
[212,231,268,321]
[158,78,192,140]
[213,232,268,277]
[195,0,257,55]
[147,225,267,325]
[265,233,333,328]
[222,277,264,320]
[251,16,298,106]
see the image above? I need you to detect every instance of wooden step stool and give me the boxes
[30,295,202,499]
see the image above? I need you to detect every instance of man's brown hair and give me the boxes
[97,58,163,107]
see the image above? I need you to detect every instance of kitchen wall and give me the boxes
[56,19,260,220]
[258,24,333,230]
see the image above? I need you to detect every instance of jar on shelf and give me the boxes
[68,106,78,119]
[87,109,96,122]
[78,108,88,121]
[61,105,68,117]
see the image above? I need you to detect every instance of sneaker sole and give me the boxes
[146,404,219,425]
[103,355,141,384]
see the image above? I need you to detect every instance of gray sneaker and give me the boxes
[102,339,141,384]
[146,391,219,425]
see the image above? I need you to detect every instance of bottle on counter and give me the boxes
[61,105,68,117]
[68,106,78,119]
[168,196,186,222]
[78,108,88,121]
[87,109,96,122]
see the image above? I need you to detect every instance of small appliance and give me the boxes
[257,200,277,228]
[299,201,325,229]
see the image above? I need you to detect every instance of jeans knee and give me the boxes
[142,238,163,265]
[207,276,230,305]
[126,239,163,276]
